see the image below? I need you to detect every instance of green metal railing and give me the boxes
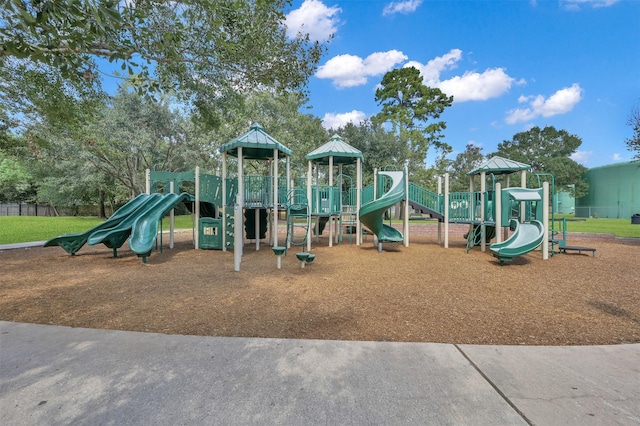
[448,192,474,222]
[226,176,504,225]
[244,176,271,207]
[408,183,442,214]
[362,184,374,204]
[310,185,340,214]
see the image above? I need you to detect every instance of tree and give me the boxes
[491,126,588,197]
[443,144,485,192]
[0,156,36,202]
[625,102,640,160]
[1,1,326,128]
[215,91,327,168]
[0,132,38,203]
[82,88,200,196]
[372,67,453,174]
[335,120,401,184]
[0,57,106,133]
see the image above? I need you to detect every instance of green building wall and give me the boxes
[575,161,640,218]
[554,191,575,214]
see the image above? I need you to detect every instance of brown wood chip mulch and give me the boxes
[1,225,638,346]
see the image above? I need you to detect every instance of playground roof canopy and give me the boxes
[467,156,531,176]
[219,123,292,160]
[306,134,364,165]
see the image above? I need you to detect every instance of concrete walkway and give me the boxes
[1,321,638,425]
[0,241,45,250]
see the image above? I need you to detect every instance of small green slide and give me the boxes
[490,219,545,264]
[44,193,153,255]
[87,193,164,256]
[128,192,192,262]
[359,171,405,244]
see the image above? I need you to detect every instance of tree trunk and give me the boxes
[99,189,106,218]
[395,201,405,220]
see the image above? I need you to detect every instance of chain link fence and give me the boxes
[575,205,640,219]
[0,203,56,216]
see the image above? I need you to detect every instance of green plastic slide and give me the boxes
[359,171,405,243]
[128,192,192,261]
[44,193,153,255]
[86,194,164,256]
[490,219,545,264]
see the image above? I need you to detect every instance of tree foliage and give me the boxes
[0,156,36,202]
[440,144,485,192]
[1,0,326,127]
[491,126,588,197]
[83,88,202,196]
[213,91,327,171]
[0,57,105,134]
[625,102,640,160]
[373,67,453,174]
[333,121,401,184]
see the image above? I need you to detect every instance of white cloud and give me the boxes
[571,150,593,165]
[322,110,367,129]
[505,84,583,124]
[561,0,619,10]
[318,48,521,105]
[405,49,518,102]
[382,0,423,16]
[438,68,517,102]
[405,49,462,84]
[316,50,408,88]
[285,0,341,42]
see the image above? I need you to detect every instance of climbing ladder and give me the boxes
[465,222,497,253]
[286,188,310,248]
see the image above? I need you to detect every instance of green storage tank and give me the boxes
[576,161,640,218]
[555,191,575,214]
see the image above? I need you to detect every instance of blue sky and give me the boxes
[284,0,640,168]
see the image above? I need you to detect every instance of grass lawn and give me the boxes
[2,214,640,245]
[553,217,640,238]
[388,215,640,239]
[0,215,196,245]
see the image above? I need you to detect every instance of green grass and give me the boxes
[552,216,640,238]
[2,214,640,245]
[0,215,196,245]
[390,215,640,239]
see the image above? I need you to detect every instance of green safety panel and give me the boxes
[199,218,222,250]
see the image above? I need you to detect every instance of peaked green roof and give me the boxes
[467,156,531,176]
[306,135,364,165]
[219,123,292,160]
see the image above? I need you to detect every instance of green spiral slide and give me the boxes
[359,171,405,244]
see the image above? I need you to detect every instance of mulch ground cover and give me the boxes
[1,224,639,345]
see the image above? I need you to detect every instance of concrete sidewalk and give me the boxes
[0,241,45,250]
[1,322,638,425]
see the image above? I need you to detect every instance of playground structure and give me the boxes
[45,124,564,266]
[304,134,363,251]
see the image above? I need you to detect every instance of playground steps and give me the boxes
[408,200,444,221]
[559,245,596,256]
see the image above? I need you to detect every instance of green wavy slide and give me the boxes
[44,193,154,255]
[128,192,192,261]
[87,193,164,256]
[359,171,405,244]
[490,219,545,264]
